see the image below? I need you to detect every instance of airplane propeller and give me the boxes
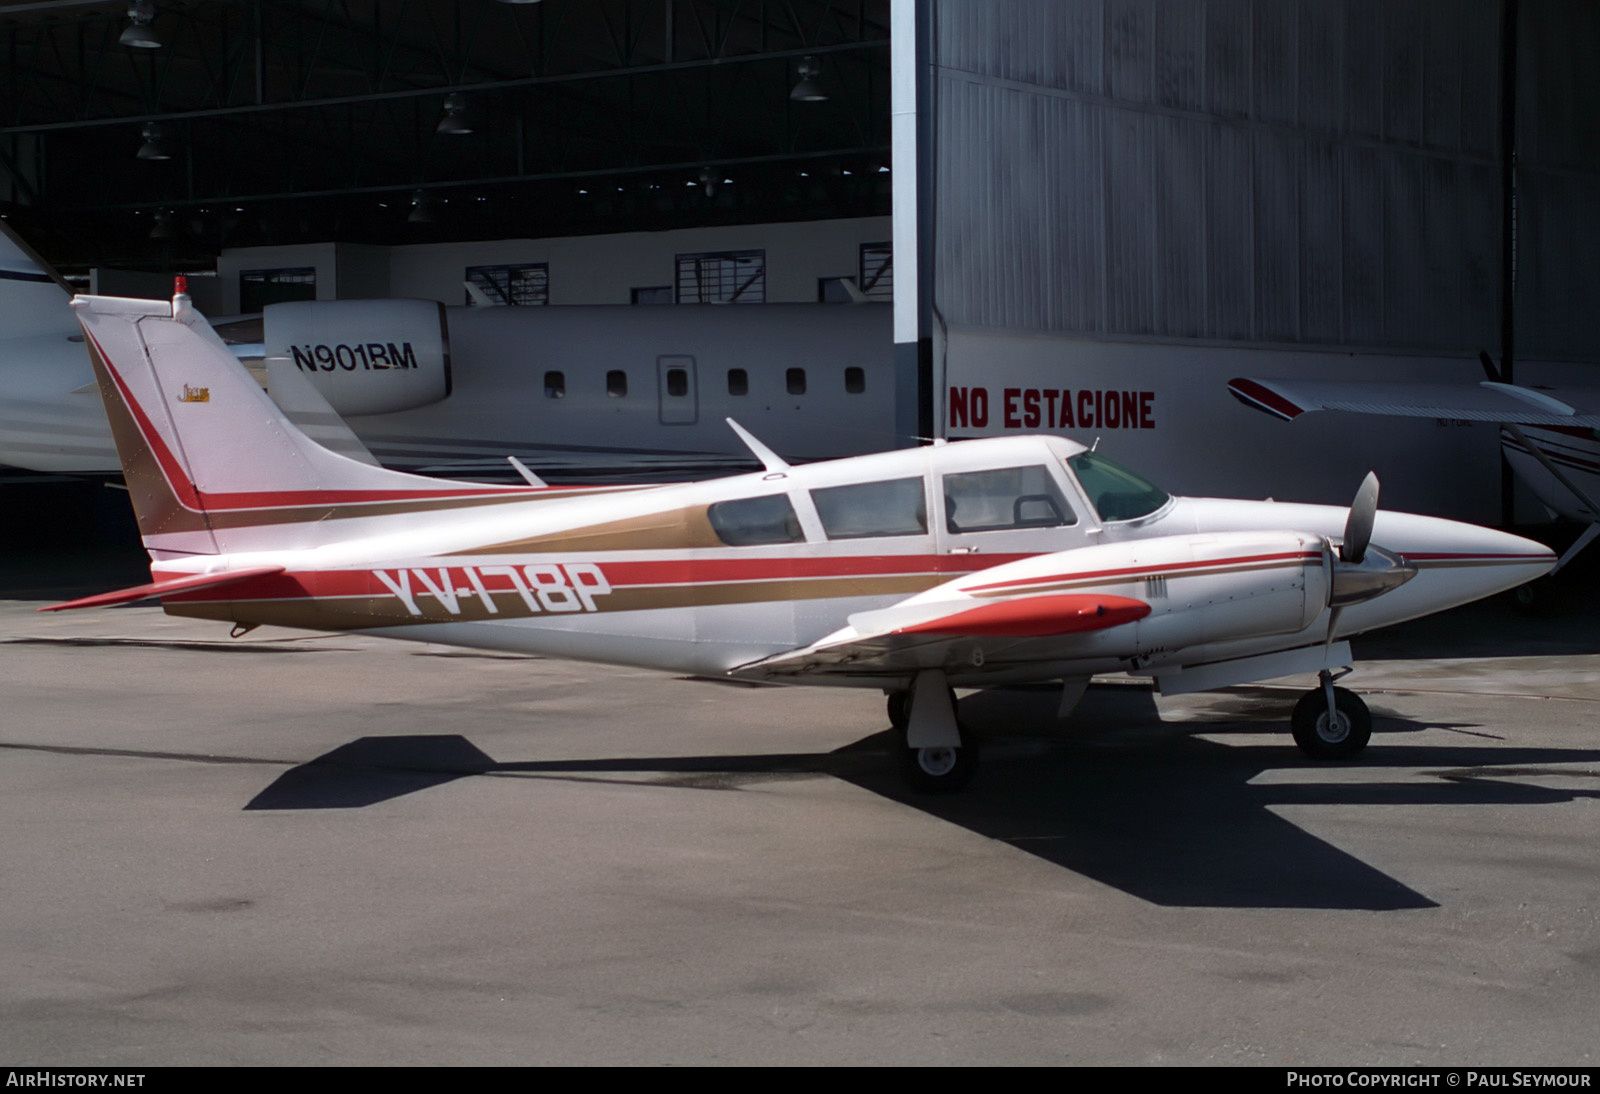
[1340,471,1379,565]
[1326,473,1416,627]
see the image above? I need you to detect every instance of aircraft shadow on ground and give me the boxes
[245,684,1600,912]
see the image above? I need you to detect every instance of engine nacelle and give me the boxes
[262,298,451,416]
[1128,531,1329,657]
[937,530,1330,663]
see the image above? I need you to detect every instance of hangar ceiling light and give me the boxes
[790,57,828,102]
[119,1,162,50]
[436,94,473,136]
[407,190,435,225]
[135,123,170,161]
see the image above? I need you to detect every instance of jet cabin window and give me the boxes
[607,370,628,398]
[1067,451,1171,522]
[943,466,1076,533]
[708,495,804,546]
[811,478,928,540]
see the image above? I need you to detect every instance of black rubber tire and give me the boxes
[886,690,910,731]
[1511,577,1555,617]
[897,722,978,793]
[1291,687,1372,760]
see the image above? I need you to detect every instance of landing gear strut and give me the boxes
[1291,671,1372,760]
[887,677,978,793]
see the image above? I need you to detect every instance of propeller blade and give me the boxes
[1342,472,1379,564]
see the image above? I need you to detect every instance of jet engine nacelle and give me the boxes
[262,298,451,416]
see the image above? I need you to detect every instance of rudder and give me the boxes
[74,290,523,558]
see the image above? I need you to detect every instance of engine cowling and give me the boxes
[946,530,1329,659]
[262,298,451,416]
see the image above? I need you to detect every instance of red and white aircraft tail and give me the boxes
[73,290,535,559]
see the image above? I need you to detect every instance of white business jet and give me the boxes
[0,221,893,482]
[45,289,1554,792]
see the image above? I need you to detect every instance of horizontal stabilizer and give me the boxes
[39,564,287,612]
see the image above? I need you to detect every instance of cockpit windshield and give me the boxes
[1067,451,1171,522]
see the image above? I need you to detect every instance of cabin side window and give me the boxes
[786,368,807,395]
[544,371,565,399]
[727,368,749,396]
[811,478,927,539]
[942,466,1076,533]
[844,367,865,394]
[607,370,628,397]
[707,494,805,546]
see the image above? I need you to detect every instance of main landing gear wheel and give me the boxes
[1291,686,1372,760]
[889,684,977,793]
[887,689,910,731]
[898,722,978,794]
[1511,577,1556,616]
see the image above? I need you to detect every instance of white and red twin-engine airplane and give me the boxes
[47,289,1556,791]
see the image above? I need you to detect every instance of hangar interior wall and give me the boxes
[927,0,1600,518]
[216,217,892,314]
[933,0,1511,354]
[1514,2,1600,364]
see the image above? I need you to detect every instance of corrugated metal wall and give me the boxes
[931,0,1596,359]
[1515,2,1600,362]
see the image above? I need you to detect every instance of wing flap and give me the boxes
[39,564,287,612]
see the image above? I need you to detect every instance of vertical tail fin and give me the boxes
[74,290,524,557]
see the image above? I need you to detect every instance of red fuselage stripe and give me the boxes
[963,550,1323,593]
[158,554,1040,602]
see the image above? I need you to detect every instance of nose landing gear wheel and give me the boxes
[1291,686,1372,760]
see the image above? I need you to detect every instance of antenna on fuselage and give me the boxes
[725,418,790,475]
[507,456,547,488]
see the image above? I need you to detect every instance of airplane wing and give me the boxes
[734,529,1344,687]
[39,565,287,612]
[734,589,1149,682]
[732,546,1158,684]
[1228,377,1600,429]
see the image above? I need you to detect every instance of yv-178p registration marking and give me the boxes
[373,563,611,616]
